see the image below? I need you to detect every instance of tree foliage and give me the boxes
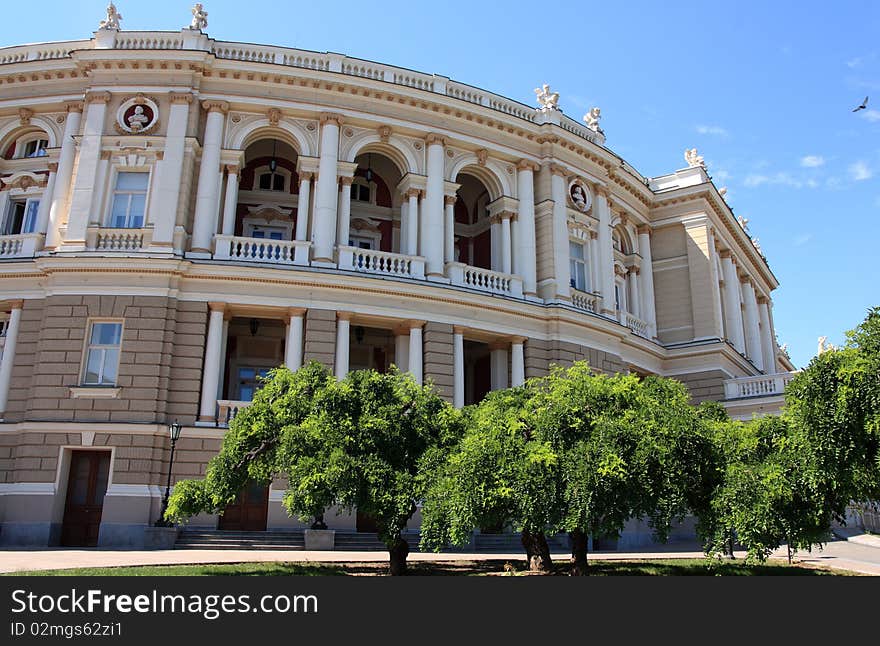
[166,362,461,575]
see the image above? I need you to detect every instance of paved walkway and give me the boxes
[1,534,877,575]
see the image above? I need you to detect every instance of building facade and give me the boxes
[0,15,795,547]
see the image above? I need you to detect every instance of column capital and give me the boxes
[169,92,194,104]
[47,162,59,173]
[336,311,354,322]
[636,224,652,236]
[298,171,314,182]
[549,163,569,178]
[319,112,344,127]
[614,264,628,278]
[424,133,447,146]
[489,211,516,224]
[488,340,509,351]
[202,100,230,114]
[339,176,354,186]
[516,159,540,172]
[408,319,426,330]
[719,249,732,259]
[64,100,85,113]
[225,164,240,175]
[628,265,640,276]
[452,325,467,336]
[85,91,112,104]
[287,307,307,317]
[444,194,458,206]
[208,301,226,313]
[739,274,752,285]
[3,299,23,311]
[594,185,611,199]
[405,188,422,200]
[509,335,527,345]
[756,295,769,305]
[589,229,598,239]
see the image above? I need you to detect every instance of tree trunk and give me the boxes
[569,530,589,576]
[521,529,553,573]
[388,535,410,576]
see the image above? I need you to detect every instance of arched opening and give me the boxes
[234,138,300,239]
[343,150,400,253]
[452,171,493,270]
[2,127,50,161]
[611,225,637,317]
[0,127,53,240]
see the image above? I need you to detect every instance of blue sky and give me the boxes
[2,1,878,368]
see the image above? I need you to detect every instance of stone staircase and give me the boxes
[175,529,305,550]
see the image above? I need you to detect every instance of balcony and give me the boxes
[621,311,650,339]
[0,233,41,259]
[723,372,798,400]
[571,288,600,313]
[447,262,523,298]
[213,235,310,266]
[216,399,252,426]
[86,227,151,252]
[337,245,425,279]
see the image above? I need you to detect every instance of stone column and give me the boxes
[191,100,229,254]
[720,252,746,353]
[423,135,446,277]
[220,165,239,236]
[63,92,111,250]
[408,322,424,385]
[150,92,192,249]
[589,230,600,296]
[334,312,351,379]
[295,173,312,241]
[515,160,538,296]
[0,301,23,417]
[490,219,501,271]
[336,177,353,249]
[706,232,725,339]
[394,331,410,373]
[217,314,230,400]
[595,187,615,315]
[399,199,409,254]
[406,189,420,255]
[628,267,641,319]
[741,278,764,371]
[286,308,306,371]
[45,102,83,250]
[444,195,456,265]
[511,338,525,387]
[313,113,342,263]
[637,225,656,336]
[35,164,57,236]
[199,302,226,422]
[489,343,509,391]
[550,164,571,299]
[500,213,513,274]
[453,326,464,408]
[758,297,775,374]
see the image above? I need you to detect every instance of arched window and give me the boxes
[254,166,290,192]
[11,134,49,159]
[350,177,372,203]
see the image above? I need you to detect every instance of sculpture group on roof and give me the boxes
[534,84,560,112]
[98,2,122,30]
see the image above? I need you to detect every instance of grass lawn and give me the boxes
[4,558,859,576]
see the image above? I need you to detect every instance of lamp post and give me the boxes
[155,420,183,527]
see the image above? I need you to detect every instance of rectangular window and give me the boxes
[238,367,271,401]
[109,172,148,228]
[3,199,39,235]
[23,139,48,158]
[569,240,589,292]
[82,322,123,386]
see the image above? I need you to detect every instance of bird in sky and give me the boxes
[853,96,869,112]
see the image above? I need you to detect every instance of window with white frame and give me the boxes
[350,178,372,203]
[250,225,286,241]
[3,198,40,235]
[82,322,123,386]
[109,172,148,228]
[569,240,589,292]
[237,366,272,401]
[11,135,49,159]
[258,170,286,192]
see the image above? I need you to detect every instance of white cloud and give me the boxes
[849,160,873,181]
[846,57,862,68]
[743,172,804,189]
[860,109,880,122]
[696,125,728,136]
[713,169,732,182]
[793,234,812,247]
[800,155,825,168]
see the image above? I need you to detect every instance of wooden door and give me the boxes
[61,451,111,547]
[219,481,269,531]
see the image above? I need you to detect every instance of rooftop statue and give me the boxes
[188,3,208,31]
[684,148,705,168]
[534,84,560,112]
[736,215,749,231]
[584,106,603,133]
[98,2,122,30]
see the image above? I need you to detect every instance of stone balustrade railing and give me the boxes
[447,262,523,298]
[0,233,41,259]
[0,32,618,150]
[571,288,599,313]
[87,227,150,252]
[216,399,251,426]
[337,245,425,279]
[213,235,310,266]
[723,372,798,400]
[624,312,650,338]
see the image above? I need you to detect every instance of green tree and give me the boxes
[167,362,461,575]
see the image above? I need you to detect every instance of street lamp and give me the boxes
[155,420,183,527]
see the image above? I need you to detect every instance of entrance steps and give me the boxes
[175,529,305,550]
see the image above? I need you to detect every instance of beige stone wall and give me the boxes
[670,369,727,404]
[524,338,551,379]
[423,322,453,402]
[5,299,45,419]
[534,203,556,295]
[523,337,624,378]
[652,226,695,344]
[303,309,336,370]
[683,221,722,339]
